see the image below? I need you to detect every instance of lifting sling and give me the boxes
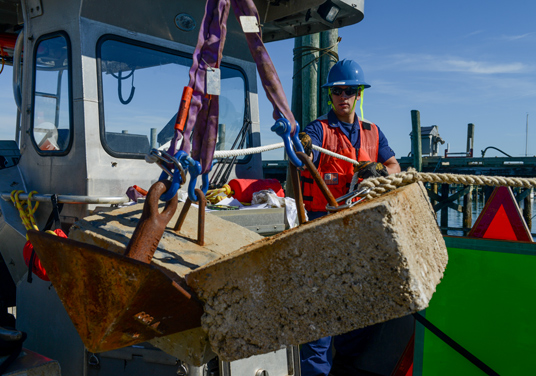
[162,0,297,199]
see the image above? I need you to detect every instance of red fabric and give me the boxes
[358,119,379,162]
[228,179,284,203]
[0,33,17,52]
[301,118,379,212]
[23,229,67,281]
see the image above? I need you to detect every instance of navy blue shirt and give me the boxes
[304,110,395,166]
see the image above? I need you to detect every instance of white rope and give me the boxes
[213,142,284,158]
[212,142,361,164]
[311,145,360,165]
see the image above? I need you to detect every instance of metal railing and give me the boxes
[0,192,128,205]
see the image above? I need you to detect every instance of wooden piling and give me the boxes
[440,183,449,234]
[485,186,494,204]
[288,37,303,198]
[217,124,225,151]
[523,188,533,231]
[301,33,319,128]
[319,29,338,116]
[411,110,422,172]
[463,185,473,232]
[291,37,303,129]
[431,183,438,207]
[466,123,475,156]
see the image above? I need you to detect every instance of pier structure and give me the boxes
[402,110,535,235]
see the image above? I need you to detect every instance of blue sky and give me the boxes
[259,0,536,160]
[1,0,535,163]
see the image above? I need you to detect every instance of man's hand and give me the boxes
[299,132,312,156]
[354,161,388,180]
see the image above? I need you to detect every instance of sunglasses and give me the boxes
[331,87,359,96]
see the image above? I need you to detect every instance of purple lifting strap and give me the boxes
[170,0,295,174]
[230,0,296,131]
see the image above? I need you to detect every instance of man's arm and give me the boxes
[383,156,401,175]
[303,120,324,165]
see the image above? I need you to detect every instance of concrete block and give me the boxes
[185,182,448,361]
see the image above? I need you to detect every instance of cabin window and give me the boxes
[31,33,72,154]
[98,37,249,159]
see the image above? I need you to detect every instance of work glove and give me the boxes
[298,132,312,156]
[354,161,388,180]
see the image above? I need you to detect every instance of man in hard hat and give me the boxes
[299,59,401,376]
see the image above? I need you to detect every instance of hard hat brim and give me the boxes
[322,80,371,88]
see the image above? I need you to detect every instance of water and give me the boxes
[440,195,535,236]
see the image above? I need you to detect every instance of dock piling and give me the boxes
[411,110,422,172]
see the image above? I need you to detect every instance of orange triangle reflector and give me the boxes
[469,186,533,242]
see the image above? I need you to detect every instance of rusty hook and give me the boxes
[124,180,178,264]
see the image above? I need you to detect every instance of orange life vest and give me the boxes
[301,117,379,212]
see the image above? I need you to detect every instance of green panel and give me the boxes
[417,237,536,376]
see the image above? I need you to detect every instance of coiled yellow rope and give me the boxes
[10,190,58,239]
[205,184,234,204]
[11,190,39,239]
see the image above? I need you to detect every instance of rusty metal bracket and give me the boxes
[173,188,206,246]
[27,230,204,353]
[124,180,178,263]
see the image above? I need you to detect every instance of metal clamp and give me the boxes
[147,149,211,202]
[147,149,186,181]
[271,118,304,168]
[326,187,372,212]
[147,149,186,201]
[175,152,209,202]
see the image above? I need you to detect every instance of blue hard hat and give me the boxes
[322,59,370,88]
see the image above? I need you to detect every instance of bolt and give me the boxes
[271,119,289,136]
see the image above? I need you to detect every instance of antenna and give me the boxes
[526,113,529,157]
